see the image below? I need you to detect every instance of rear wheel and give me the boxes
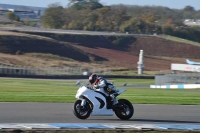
[73,99,92,119]
[114,99,134,120]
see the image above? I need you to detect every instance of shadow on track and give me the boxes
[131,119,200,124]
[86,118,200,124]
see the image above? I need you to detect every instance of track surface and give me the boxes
[0,102,199,124]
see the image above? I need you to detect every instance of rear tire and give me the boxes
[73,99,92,119]
[114,99,134,120]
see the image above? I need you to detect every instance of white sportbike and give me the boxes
[73,83,134,120]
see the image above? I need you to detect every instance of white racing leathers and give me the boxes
[93,77,118,105]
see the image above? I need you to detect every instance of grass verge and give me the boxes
[0,78,200,105]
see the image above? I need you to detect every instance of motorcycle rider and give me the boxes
[88,73,118,106]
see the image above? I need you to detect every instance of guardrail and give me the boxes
[0,73,154,79]
[0,64,111,76]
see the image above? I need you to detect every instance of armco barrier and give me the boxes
[150,84,200,89]
[0,74,154,79]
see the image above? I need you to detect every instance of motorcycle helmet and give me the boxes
[89,73,98,85]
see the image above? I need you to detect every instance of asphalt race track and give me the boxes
[0,102,199,124]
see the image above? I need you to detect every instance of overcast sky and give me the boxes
[0,0,199,10]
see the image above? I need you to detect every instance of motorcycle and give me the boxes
[73,82,134,120]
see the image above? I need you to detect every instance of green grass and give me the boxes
[160,35,200,46]
[0,78,200,105]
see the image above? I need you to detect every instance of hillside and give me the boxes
[0,31,200,75]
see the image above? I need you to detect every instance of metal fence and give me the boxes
[0,64,111,76]
[155,72,200,85]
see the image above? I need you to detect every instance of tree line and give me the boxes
[41,0,200,42]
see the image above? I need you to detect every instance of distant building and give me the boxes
[0,8,40,21]
[184,19,200,26]
[0,3,46,21]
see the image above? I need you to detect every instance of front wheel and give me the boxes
[73,99,92,119]
[114,99,134,120]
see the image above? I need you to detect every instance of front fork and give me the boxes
[79,97,93,111]
[80,98,86,107]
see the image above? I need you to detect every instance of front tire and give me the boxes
[114,99,134,120]
[73,99,92,119]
